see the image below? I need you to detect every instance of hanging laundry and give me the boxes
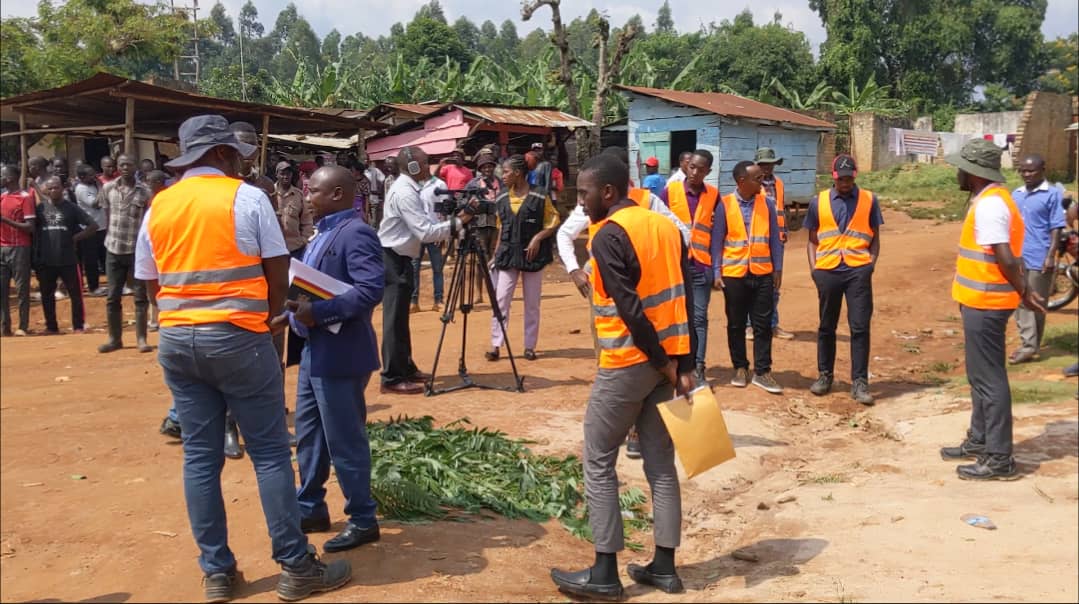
[889,128,906,155]
[992,133,1007,148]
[901,130,939,155]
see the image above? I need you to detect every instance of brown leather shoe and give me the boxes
[409,370,433,382]
[380,381,425,395]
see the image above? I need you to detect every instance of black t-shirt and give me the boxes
[34,200,93,267]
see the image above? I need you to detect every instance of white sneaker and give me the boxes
[54,291,67,301]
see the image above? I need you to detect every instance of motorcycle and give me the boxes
[1047,194,1078,311]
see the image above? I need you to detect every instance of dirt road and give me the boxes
[2,210,1076,603]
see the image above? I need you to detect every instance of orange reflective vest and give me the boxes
[666,181,719,265]
[591,205,690,369]
[586,188,650,247]
[952,185,1024,310]
[720,192,774,278]
[814,188,875,270]
[147,174,271,333]
[770,176,787,242]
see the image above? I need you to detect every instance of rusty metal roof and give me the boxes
[617,85,835,131]
[385,103,443,116]
[456,103,593,128]
[1,72,383,137]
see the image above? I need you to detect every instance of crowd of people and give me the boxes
[1,110,1076,603]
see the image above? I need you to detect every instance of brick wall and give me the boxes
[1014,92,1075,180]
[848,112,913,172]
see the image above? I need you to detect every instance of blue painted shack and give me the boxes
[617,85,835,204]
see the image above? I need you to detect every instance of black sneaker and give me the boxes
[160,417,182,439]
[940,437,986,461]
[694,364,706,385]
[203,568,239,603]
[625,435,642,460]
[809,373,833,396]
[276,545,352,602]
[957,455,1020,481]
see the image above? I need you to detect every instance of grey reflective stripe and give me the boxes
[722,258,749,266]
[691,242,710,252]
[597,321,690,350]
[817,229,841,239]
[693,222,711,234]
[751,256,773,264]
[640,283,685,309]
[958,247,996,263]
[158,263,264,287]
[593,304,619,317]
[954,275,1015,293]
[725,240,748,248]
[157,297,270,312]
[750,236,770,243]
[845,230,873,243]
[815,249,842,259]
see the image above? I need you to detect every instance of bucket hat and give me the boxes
[165,115,257,168]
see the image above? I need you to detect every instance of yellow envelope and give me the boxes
[657,385,736,478]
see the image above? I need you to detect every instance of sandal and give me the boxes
[524,349,537,361]
[485,349,500,362]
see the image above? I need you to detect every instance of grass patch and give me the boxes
[1010,381,1077,404]
[807,472,848,484]
[903,343,922,354]
[822,163,1025,222]
[929,361,956,373]
[1043,324,1078,355]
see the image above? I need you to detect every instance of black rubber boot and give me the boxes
[98,310,123,353]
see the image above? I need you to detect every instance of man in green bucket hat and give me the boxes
[940,138,1044,481]
[750,147,795,341]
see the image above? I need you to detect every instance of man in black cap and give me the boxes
[940,138,1043,481]
[135,114,351,602]
[804,154,882,405]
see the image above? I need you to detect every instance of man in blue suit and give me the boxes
[273,165,385,553]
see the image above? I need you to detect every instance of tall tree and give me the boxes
[238,0,264,38]
[321,28,341,64]
[415,1,447,24]
[498,20,520,59]
[209,2,235,47]
[655,0,674,34]
[399,16,471,68]
[453,17,481,55]
[1038,33,1078,94]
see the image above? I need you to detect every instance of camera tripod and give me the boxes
[425,223,525,396]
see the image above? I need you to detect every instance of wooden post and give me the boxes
[357,127,366,161]
[124,97,135,155]
[260,114,270,175]
[18,113,27,190]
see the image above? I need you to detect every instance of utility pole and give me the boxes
[238,13,247,101]
[170,0,201,87]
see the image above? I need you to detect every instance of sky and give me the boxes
[4,0,1077,52]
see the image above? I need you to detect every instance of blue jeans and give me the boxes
[411,242,445,304]
[295,347,378,527]
[690,266,712,367]
[158,324,308,575]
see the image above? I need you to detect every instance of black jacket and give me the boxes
[492,190,553,272]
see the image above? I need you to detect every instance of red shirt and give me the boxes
[98,174,118,186]
[1,189,35,247]
[439,164,474,191]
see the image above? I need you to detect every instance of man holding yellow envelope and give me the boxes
[550,154,695,601]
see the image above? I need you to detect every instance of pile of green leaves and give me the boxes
[368,415,651,549]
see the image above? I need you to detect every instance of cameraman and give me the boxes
[378,146,473,394]
[467,152,503,300]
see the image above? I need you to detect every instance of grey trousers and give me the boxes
[0,246,31,333]
[584,362,681,553]
[961,304,1015,456]
[1014,269,1053,354]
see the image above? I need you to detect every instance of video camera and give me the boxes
[433,186,496,217]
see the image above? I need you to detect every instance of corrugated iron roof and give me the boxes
[617,85,835,131]
[456,104,593,128]
[385,103,443,116]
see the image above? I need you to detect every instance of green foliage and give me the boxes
[400,16,472,69]
[367,416,650,549]
[826,76,908,117]
[1043,324,1078,355]
[811,0,1049,111]
[655,0,675,34]
[772,79,833,111]
[1038,33,1079,94]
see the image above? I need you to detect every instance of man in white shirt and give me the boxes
[666,151,692,185]
[940,138,1044,482]
[377,146,473,394]
[412,176,450,313]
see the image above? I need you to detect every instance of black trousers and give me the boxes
[106,252,149,317]
[812,265,873,380]
[961,305,1014,456]
[37,264,84,331]
[78,230,107,291]
[380,247,420,385]
[723,273,775,375]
